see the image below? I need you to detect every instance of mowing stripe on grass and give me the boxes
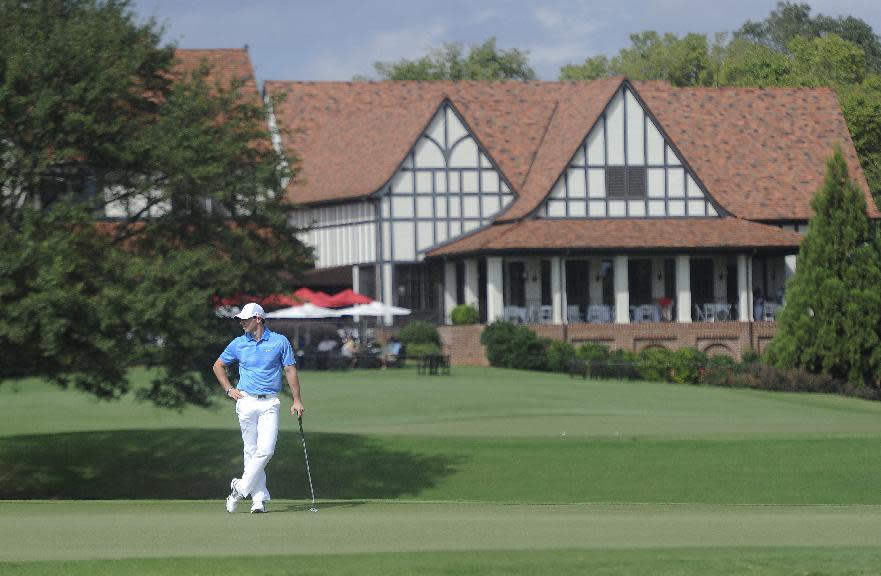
[7,547,881,576]
[3,432,881,505]
[2,501,881,562]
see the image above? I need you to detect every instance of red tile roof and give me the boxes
[426,218,804,256]
[264,80,616,205]
[634,81,878,220]
[172,49,260,102]
[266,78,878,221]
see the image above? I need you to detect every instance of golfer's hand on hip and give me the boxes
[291,401,304,417]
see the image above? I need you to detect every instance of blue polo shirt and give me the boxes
[219,327,296,395]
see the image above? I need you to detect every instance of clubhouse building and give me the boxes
[170,50,881,359]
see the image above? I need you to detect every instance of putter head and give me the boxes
[309,506,319,513]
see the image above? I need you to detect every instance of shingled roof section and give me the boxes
[634,81,879,220]
[264,81,594,205]
[426,218,804,257]
[172,49,260,103]
[266,78,877,220]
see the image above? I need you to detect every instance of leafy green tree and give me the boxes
[0,0,310,407]
[374,37,536,81]
[767,147,881,388]
[838,74,881,208]
[561,32,717,87]
[560,55,611,81]
[718,34,866,88]
[612,31,717,87]
[735,1,881,73]
[787,34,866,86]
[716,38,793,86]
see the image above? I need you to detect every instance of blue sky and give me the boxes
[132,0,881,84]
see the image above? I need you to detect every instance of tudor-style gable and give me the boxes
[539,84,721,220]
[380,102,514,261]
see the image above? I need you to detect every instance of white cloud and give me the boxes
[533,6,563,29]
[369,21,449,63]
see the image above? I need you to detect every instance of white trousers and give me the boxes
[235,395,280,503]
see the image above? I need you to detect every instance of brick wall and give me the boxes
[437,325,489,366]
[436,321,777,366]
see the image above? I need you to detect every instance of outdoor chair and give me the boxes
[504,306,526,324]
[587,304,612,323]
[539,305,553,323]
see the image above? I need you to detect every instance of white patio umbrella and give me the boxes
[334,301,411,317]
[264,303,343,319]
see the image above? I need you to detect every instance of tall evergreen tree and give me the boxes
[767,147,881,388]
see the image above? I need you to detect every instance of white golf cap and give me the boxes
[234,302,265,319]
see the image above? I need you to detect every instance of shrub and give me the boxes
[399,321,441,346]
[705,355,736,370]
[480,321,549,370]
[451,304,480,325]
[510,334,550,371]
[546,340,576,373]
[638,347,674,382]
[609,349,639,363]
[740,349,761,365]
[480,321,520,367]
[576,342,610,364]
[668,347,707,385]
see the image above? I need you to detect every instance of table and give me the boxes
[418,354,451,375]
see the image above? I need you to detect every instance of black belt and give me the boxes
[257,394,272,399]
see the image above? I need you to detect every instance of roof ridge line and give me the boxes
[519,99,560,192]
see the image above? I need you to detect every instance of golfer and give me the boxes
[213,302,305,513]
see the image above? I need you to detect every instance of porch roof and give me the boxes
[425,218,803,257]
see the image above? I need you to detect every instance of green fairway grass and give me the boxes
[3,501,881,574]
[8,548,881,576]
[3,366,881,574]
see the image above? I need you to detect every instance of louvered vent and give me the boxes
[606,167,626,197]
[606,166,646,198]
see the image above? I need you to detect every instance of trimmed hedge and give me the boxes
[478,324,879,400]
[546,340,576,373]
[701,362,881,400]
[451,304,480,325]
[399,321,441,347]
[480,321,549,371]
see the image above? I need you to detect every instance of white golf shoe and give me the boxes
[226,479,243,513]
[250,501,266,514]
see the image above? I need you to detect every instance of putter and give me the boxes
[297,414,319,512]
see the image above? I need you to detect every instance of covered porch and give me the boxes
[425,218,803,326]
[439,251,794,326]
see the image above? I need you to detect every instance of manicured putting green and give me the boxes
[3,500,881,562]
